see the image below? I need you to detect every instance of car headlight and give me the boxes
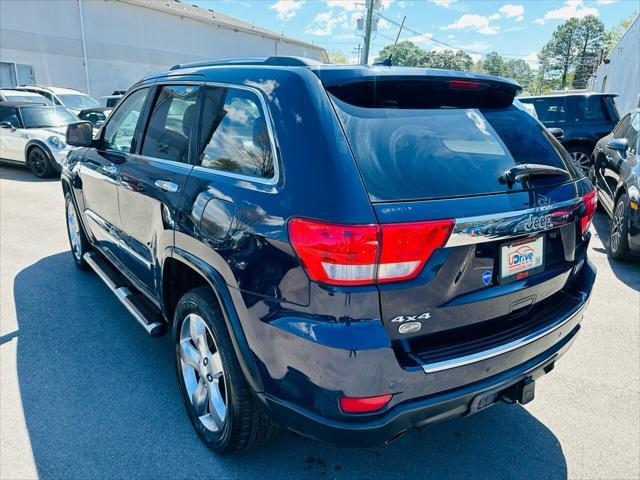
[47,136,66,149]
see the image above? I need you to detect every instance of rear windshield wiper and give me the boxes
[499,164,568,188]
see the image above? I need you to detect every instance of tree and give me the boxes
[543,18,581,88]
[417,50,473,70]
[375,41,423,66]
[481,51,505,76]
[503,59,534,91]
[572,15,605,88]
[328,50,349,64]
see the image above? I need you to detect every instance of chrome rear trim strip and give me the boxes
[447,197,583,246]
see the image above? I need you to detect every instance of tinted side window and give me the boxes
[141,85,201,163]
[531,98,563,123]
[572,96,610,121]
[198,86,275,179]
[613,114,631,139]
[0,107,21,127]
[102,88,149,153]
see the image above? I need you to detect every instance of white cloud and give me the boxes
[489,13,501,20]
[325,0,359,11]
[515,15,524,22]
[524,52,539,68]
[534,0,599,24]
[305,10,348,36]
[270,0,304,21]
[596,0,617,4]
[534,18,545,24]
[498,4,525,18]
[443,14,499,35]
[429,0,457,7]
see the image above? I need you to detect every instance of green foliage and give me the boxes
[328,50,349,64]
[373,12,628,94]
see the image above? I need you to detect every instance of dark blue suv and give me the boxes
[62,57,597,453]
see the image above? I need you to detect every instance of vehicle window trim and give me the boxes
[192,81,281,186]
[135,80,205,166]
[97,84,154,155]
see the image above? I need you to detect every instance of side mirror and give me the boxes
[66,121,94,147]
[0,121,15,131]
[548,128,564,140]
[607,138,629,152]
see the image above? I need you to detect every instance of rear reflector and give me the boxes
[288,218,454,286]
[339,394,393,413]
[580,190,598,236]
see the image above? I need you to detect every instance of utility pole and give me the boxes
[353,44,363,63]
[361,0,375,64]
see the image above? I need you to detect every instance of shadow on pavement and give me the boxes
[0,164,59,182]
[591,212,640,293]
[14,252,568,479]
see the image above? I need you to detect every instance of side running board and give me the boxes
[83,252,167,337]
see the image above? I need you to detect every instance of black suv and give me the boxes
[520,92,619,173]
[62,57,597,453]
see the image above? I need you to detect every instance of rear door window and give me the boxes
[140,84,201,163]
[529,97,564,124]
[331,96,578,202]
[571,96,611,122]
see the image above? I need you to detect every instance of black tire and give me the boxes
[64,193,91,270]
[567,145,593,174]
[27,146,56,178]
[609,194,632,261]
[173,286,278,453]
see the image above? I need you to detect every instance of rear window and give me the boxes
[331,95,579,202]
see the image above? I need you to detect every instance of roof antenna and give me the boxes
[379,15,405,66]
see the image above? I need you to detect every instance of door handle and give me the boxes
[155,180,179,193]
[101,165,118,175]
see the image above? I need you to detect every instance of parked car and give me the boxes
[591,108,640,260]
[77,106,111,129]
[0,102,77,177]
[520,92,619,173]
[62,57,597,453]
[0,89,53,105]
[100,90,125,108]
[14,85,100,114]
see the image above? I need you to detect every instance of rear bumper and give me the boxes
[250,260,594,447]
[262,319,581,447]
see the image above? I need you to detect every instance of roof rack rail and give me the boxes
[169,56,322,71]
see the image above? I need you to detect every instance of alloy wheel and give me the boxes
[30,149,48,176]
[570,151,591,174]
[66,201,83,261]
[610,200,625,253]
[179,314,227,432]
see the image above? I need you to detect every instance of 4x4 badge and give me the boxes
[390,312,431,323]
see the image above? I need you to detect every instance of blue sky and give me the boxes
[193,0,638,65]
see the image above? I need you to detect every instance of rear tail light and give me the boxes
[339,394,393,413]
[580,190,598,236]
[288,218,454,286]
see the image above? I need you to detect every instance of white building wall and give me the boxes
[589,15,640,116]
[0,0,327,99]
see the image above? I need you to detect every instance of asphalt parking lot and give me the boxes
[1,164,638,480]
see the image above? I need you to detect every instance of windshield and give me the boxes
[20,106,78,128]
[4,94,53,105]
[332,97,579,202]
[58,93,99,110]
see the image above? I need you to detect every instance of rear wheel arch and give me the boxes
[563,139,595,152]
[161,249,265,394]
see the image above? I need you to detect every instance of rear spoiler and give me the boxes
[317,72,522,109]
